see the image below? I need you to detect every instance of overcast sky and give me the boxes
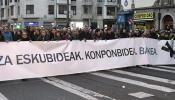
[121,0,156,10]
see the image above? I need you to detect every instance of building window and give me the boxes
[8,8,9,17]
[107,7,115,16]
[83,6,91,14]
[97,7,102,15]
[10,0,12,3]
[168,0,173,5]
[71,6,76,15]
[1,8,4,17]
[58,5,67,14]
[5,0,8,5]
[15,0,20,2]
[26,5,34,14]
[48,5,54,15]
[18,6,20,15]
[97,0,103,2]
[107,0,116,2]
[10,6,14,16]
[1,0,3,5]
[161,0,173,5]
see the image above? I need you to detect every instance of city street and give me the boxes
[0,65,175,100]
[0,0,175,100]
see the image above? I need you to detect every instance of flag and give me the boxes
[128,18,134,25]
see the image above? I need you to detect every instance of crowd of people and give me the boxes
[0,26,175,42]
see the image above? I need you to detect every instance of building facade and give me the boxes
[133,0,175,30]
[59,0,119,29]
[0,0,56,29]
[0,0,119,29]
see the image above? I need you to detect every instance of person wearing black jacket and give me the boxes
[37,30,50,41]
[20,31,31,41]
[0,31,4,42]
[120,29,128,38]
[105,28,115,40]
[93,29,103,40]
[13,30,22,41]
[79,27,91,40]
[149,28,158,39]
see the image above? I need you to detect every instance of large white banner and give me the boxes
[0,38,174,81]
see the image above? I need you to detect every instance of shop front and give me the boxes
[162,15,174,30]
[134,12,155,30]
[24,22,39,27]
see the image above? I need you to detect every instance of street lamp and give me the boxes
[158,8,161,31]
[66,0,70,27]
[55,0,57,27]
[0,0,2,26]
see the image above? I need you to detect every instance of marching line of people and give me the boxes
[0,26,175,42]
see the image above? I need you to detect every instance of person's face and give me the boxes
[36,30,40,34]
[4,28,9,32]
[108,29,112,34]
[17,31,21,35]
[96,31,101,36]
[56,32,60,36]
[22,32,28,38]
[52,29,56,34]
[123,29,126,33]
[128,32,132,36]
[41,31,46,36]
[134,29,139,33]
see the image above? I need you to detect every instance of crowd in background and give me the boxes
[0,26,175,42]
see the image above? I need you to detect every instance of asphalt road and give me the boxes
[0,65,175,100]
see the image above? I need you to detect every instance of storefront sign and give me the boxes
[134,12,154,20]
[24,22,39,26]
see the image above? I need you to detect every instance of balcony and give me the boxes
[82,14,92,19]
[82,0,93,5]
[103,15,115,19]
[56,0,71,4]
[97,2,104,6]
[57,14,67,18]
[71,0,76,4]
[104,1,117,6]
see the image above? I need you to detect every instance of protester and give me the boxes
[0,31,4,42]
[71,29,80,40]
[2,27,13,41]
[33,29,41,41]
[142,29,150,38]
[93,29,103,40]
[149,27,158,39]
[13,30,22,41]
[79,26,91,40]
[20,31,31,41]
[120,28,128,38]
[52,30,62,41]
[61,28,72,40]
[133,28,141,37]
[0,25,174,42]
[37,30,50,41]
[105,28,115,40]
